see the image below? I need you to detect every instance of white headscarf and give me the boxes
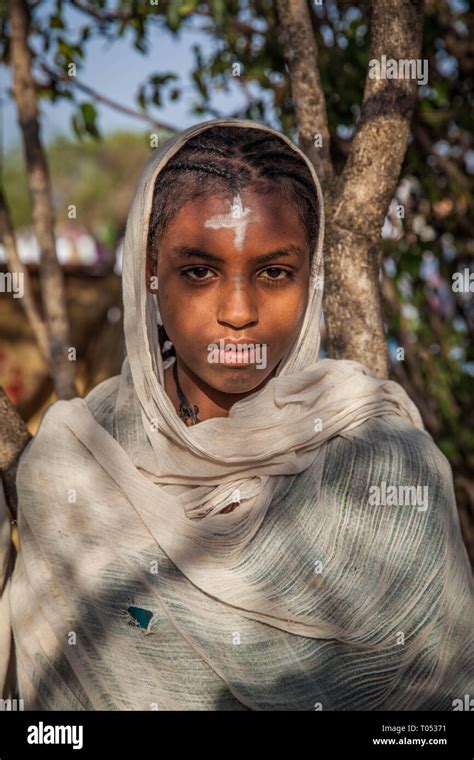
[3,118,472,710]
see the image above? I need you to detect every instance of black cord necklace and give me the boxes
[172,359,201,426]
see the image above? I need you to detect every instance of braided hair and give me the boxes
[147,126,320,362]
[147,126,319,266]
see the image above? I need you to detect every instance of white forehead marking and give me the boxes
[203,194,260,251]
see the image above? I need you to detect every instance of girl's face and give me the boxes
[146,187,311,397]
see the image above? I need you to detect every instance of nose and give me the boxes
[216,274,258,330]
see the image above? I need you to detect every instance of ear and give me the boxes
[145,252,158,294]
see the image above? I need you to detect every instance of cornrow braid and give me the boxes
[146,126,319,265]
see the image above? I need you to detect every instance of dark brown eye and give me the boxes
[264,268,286,278]
[260,268,295,284]
[182,267,214,281]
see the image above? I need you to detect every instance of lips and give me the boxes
[206,338,268,368]
[219,338,259,345]
[219,347,255,365]
[222,344,257,351]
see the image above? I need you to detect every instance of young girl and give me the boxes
[1,118,472,710]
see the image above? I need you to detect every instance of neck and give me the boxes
[164,355,274,424]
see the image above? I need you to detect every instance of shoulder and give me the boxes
[83,374,121,435]
[326,413,454,497]
[318,413,473,642]
[23,374,121,456]
[16,372,120,487]
[15,398,83,492]
[320,413,465,562]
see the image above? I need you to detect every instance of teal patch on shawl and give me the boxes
[127,606,154,629]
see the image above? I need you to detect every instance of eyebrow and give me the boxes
[169,244,303,264]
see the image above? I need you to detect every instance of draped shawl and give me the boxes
[1,117,473,710]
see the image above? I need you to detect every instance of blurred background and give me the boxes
[1,0,473,561]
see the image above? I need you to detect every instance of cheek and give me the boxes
[272,288,308,336]
[296,292,309,324]
[158,291,207,346]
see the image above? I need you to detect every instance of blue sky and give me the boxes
[1,2,264,152]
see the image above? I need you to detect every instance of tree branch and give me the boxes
[336,0,424,234]
[69,0,138,23]
[69,0,264,37]
[274,0,333,186]
[37,59,178,134]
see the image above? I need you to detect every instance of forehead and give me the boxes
[160,188,306,244]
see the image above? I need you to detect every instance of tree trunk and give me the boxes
[0,188,49,360]
[9,0,78,399]
[275,0,424,379]
[0,387,32,521]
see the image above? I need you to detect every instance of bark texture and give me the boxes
[276,0,424,378]
[10,0,78,398]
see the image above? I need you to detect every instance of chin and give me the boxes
[204,365,275,394]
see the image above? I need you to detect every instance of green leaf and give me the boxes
[166,1,182,31]
[79,102,100,138]
[179,0,199,16]
[50,14,65,29]
[211,0,225,27]
[80,102,97,127]
[71,114,82,141]
[137,87,146,110]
